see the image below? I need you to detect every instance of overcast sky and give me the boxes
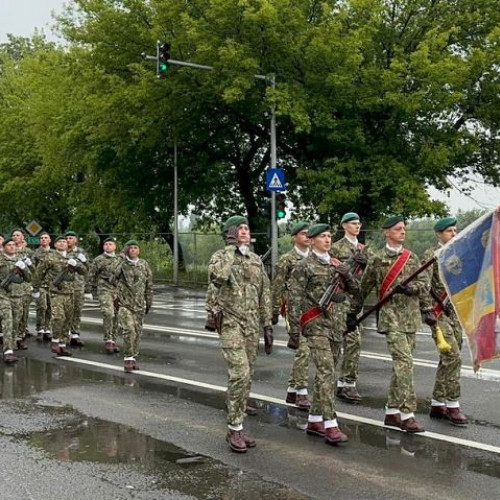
[1,0,499,215]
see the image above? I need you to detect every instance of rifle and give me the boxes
[0,268,22,291]
[52,254,87,289]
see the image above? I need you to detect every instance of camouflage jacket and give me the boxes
[67,246,91,289]
[32,246,52,267]
[0,255,31,299]
[207,245,271,328]
[271,247,308,316]
[114,258,153,312]
[287,253,359,341]
[33,250,88,295]
[351,247,428,333]
[15,245,34,293]
[89,253,121,293]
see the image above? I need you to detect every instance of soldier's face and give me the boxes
[237,224,251,245]
[103,242,116,253]
[294,230,310,249]
[12,231,24,243]
[127,245,140,258]
[4,241,16,256]
[343,220,361,237]
[437,226,457,244]
[40,234,51,247]
[385,222,406,245]
[311,231,331,253]
[0,237,4,247]
[55,239,68,251]
[66,235,77,247]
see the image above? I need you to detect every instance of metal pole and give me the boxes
[269,76,278,277]
[173,140,179,285]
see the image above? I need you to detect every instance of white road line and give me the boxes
[61,356,500,456]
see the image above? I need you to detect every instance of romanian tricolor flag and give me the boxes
[437,210,500,369]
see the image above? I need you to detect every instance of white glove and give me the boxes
[238,245,249,256]
[68,258,77,267]
[32,291,40,299]
[15,260,26,270]
[77,253,87,263]
[24,257,32,266]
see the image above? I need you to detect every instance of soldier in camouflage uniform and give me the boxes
[89,237,121,354]
[32,232,53,341]
[33,235,88,356]
[331,212,372,403]
[348,216,428,433]
[288,223,357,446]
[271,221,312,409]
[66,231,90,347]
[420,217,467,425]
[207,215,273,453]
[113,240,153,372]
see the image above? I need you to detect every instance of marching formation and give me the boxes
[206,213,467,453]
[0,231,153,372]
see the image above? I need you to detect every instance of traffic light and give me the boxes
[276,193,287,219]
[157,42,171,79]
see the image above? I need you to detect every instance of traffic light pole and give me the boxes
[173,139,179,285]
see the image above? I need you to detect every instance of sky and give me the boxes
[1,0,499,215]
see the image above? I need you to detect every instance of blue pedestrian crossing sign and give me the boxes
[266,168,286,192]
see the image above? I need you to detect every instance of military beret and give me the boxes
[434,217,457,233]
[222,216,248,232]
[307,223,330,238]
[104,237,117,244]
[65,231,78,237]
[341,212,360,224]
[290,221,309,236]
[0,234,4,239]
[382,215,405,229]
[124,239,139,247]
[11,228,25,236]
[3,238,14,246]
[54,235,66,243]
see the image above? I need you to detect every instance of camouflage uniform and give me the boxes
[67,246,90,337]
[0,257,16,354]
[6,257,31,342]
[89,253,121,342]
[288,253,358,421]
[421,245,462,403]
[114,258,153,359]
[33,251,88,346]
[207,245,271,427]
[351,247,428,415]
[16,246,34,336]
[32,246,52,333]
[272,247,310,392]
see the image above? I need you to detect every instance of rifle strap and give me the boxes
[299,306,322,331]
[379,249,411,300]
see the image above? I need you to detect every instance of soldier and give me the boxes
[66,231,90,347]
[89,237,121,354]
[2,238,31,351]
[32,232,53,341]
[114,240,153,372]
[347,216,428,432]
[331,212,371,403]
[420,217,467,425]
[207,216,273,453]
[271,221,312,409]
[33,235,88,356]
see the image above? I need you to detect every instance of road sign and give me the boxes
[25,220,42,236]
[26,236,40,246]
[266,168,286,192]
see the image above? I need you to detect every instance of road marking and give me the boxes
[61,356,500,456]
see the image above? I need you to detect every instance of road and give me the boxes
[2,286,500,499]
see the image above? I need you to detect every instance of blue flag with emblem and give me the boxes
[437,209,500,370]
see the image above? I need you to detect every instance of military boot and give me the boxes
[3,352,19,365]
[296,394,311,410]
[401,417,425,433]
[447,407,468,425]
[56,345,72,357]
[226,430,248,453]
[337,386,362,403]
[325,426,348,445]
[306,421,325,437]
[16,339,28,350]
[383,414,402,429]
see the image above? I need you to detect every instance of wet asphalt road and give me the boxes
[2,286,500,499]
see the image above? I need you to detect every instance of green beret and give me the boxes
[222,216,248,232]
[104,237,117,244]
[434,217,457,233]
[65,231,78,237]
[341,212,360,224]
[55,235,66,243]
[124,239,139,247]
[290,221,309,236]
[307,223,330,238]
[3,238,14,246]
[382,215,405,229]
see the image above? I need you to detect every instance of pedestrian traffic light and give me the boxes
[157,42,171,79]
[276,194,287,219]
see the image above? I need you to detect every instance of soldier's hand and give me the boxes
[225,226,239,246]
[68,258,77,267]
[287,333,300,350]
[271,312,280,325]
[15,260,26,270]
[145,301,152,314]
[32,291,40,300]
[394,283,418,296]
[443,301,454,316]
[77,253,87,263]
[263,326,273,355]
[345,313,358,333]
[423,311,438,327]
[335,262,352,280]
[204,313,216,332]
[23,257,33,267]
[352,252,368,268]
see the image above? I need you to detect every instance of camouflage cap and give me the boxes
[434,217,457,232]
[290,221,309,236]
[307,223,330,238]
[124,239,139,247]
[382,215,405,229]
[341,212,360,224]
[222,216,248,232]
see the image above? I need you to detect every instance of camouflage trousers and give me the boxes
[386,331,417,414]
[0,297,14,352]
[219,315,259,426]
[35,288,52,332]
[51,293,73,345]
[119,307,144,358]
[19,292,32,336]
[70,287,85,334]
[288,333,311,390]
[98,289,119,342]
[10,297,24,341]
[432,319,463,402]
[339,326,362,383]
[307,335,341,420]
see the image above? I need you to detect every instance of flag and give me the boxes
[437,209,500,369]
